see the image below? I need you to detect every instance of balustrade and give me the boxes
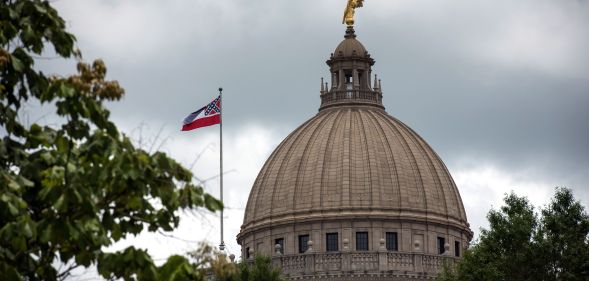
[274,251,456,277]
[320,89,383,109]
[387,252,414,269]
[315,253,342,272]
[350,252,378,271]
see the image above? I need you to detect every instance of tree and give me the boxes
[237,255,284,281]
[439,187,589,281]
[187,244,285,281]
[539,188,589,280]
[1,1,222,280]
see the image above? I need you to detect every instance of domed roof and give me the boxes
[334,37,367,57]
[332,27,369,58]
[241,105,469,233]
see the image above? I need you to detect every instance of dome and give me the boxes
[237,25,471,280]
[332,27,369,58]
[334,37,367,57]
[241,105,469,233]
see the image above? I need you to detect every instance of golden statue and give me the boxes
[343,0,364,26]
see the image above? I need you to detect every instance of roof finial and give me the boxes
[321,77,325,92]
[378,79,382,91]
[343,0,365,26]
[344,25,357,39]
[374,74,378,89]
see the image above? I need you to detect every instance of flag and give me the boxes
[181,95,221,131]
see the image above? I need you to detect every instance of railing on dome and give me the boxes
[319,89,383,109]
[267,251,457,278]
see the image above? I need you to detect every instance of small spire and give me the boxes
[321,77,325,92]
[374,74,378,89]
[325,82,329,91]
[378,79,382,91]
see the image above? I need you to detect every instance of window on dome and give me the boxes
[356,232,369,251]
[455,241,460,257]
[245,247,250,259]
[437,237,445,255]
[275,238,284,254]
[326,233,339,252]
[298,235,309,253]
[386,232,398,251]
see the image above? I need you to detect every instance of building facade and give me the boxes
[237,26,472,281]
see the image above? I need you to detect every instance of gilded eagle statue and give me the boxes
[343,0,364,26]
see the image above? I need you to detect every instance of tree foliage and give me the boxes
[440,187,589,281]
[0,1,222,280]
[189,244,284,281]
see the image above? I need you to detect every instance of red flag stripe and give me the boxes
[181,114,221,131]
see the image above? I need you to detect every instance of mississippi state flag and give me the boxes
[181,95,221,131]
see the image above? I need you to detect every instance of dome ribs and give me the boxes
[242,107,470,234]
[395,118,450,221]
[342,108,352,206]
[377,111,426,212]
[356,109,380,208]
[365,109,400,210]
[245,127,293,224]
[245,118,308,224]
[391,119,436,217]
[302,111,339,211]
[319,110,345,209]
[255,116,318,223]
[291,110,335,213]
[350,110,368,207]
[396,118,467,223]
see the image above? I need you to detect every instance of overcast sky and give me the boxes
[34,0,589,274]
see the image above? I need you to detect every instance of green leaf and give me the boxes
[34,3,47,14]
[11,55,25,72]
[53,194,66,211]
[159,255,192,281]
[111,224,122,241]
[22,24,35,44]
[8,181,20,192]
[23,222,33,238]
[7,202,19,216]
[204,193,223,212]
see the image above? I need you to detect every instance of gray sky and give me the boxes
[38,0,589,271]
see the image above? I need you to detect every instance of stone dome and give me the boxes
[332,26,369,58]
[237,26,471,280]
[334,37,367,57]
[241,105,469,233]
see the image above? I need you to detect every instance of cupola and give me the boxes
[320,26,383,110]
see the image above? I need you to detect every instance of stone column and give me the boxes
[353,69,360,89]
[332,71,337,90]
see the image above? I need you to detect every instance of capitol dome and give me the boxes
[242,106,469,232]
[237,26,472,281]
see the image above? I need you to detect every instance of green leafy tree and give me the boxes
[237,255,284,281]
[439,187,589,281]
[538,188,589,280]
[0,1,222,280]
[188,244,285,281]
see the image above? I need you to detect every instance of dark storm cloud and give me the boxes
[50,0,588,195]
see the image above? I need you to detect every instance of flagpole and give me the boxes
[218,87,225,252]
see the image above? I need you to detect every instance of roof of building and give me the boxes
[240,28,470,237]
[333,27,367,58]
